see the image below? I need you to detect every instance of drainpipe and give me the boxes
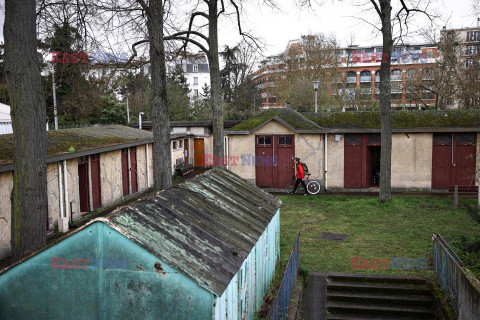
[63,160,70,220]
[324,133,328,192]
[225,136,229,169]
[139,112,144,130]
[58,162,64,218]
[146,144,151,187]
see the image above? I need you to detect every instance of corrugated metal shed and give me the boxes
[106,167,281,295]
[0,168,281,319]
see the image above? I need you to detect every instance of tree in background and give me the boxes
[167,64,192,120]
[0,44,8,105]
[90,96,128,124]
[116,70,152,122]
[192,83,213,120]
[41,21,94,123]
[221,41,260,118]
[272,33,339,111]
[4,0,48,260]
[456,52,480,109]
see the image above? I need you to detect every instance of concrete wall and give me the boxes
[228,135,256,183]
[296,133,323,183]
[66,159,81,220]
[326,133,345,189]
[392,133,433,190]
[0,171,13,258]
[100,150,123,207]
[47,163,61,229]
[458,268,480,320]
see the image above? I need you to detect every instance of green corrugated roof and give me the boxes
[227,108,321,132]
[105,168,282,296]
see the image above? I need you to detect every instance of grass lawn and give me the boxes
[278,194,480,278]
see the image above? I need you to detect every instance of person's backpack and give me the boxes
[301,162,309,174]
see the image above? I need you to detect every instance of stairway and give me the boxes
[325,273,438,320]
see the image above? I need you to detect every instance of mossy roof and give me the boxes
[104,168,281,296]
[306,110,480,129]
[227,108,322,133]
[0,125,152,165]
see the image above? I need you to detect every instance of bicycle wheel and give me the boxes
[307,180,321,195]
[284,179,295,193]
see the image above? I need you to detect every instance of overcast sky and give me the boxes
[0,0,478,58]
[220,0,480,57]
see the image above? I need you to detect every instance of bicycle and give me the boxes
[284,174,321,195]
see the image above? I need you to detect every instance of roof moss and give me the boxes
[306,110,480,129]
[0,127,142,165]
[228,108,320,132]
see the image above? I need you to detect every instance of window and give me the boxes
[278,136,293,145]
[172,141,176,149]
[360,71,371,82]
[194,89,199,96]
[368,134,381,144]
[178,140,183,148]
[193,64,198,72]
[433,134,452,145]
[257,136,272,145]
[467,31,480,42]
[346,134,361,145]
[457,133,474,144]
[193,77,198,85]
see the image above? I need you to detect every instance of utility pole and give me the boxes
[126,96,130,123]
[52,65,58,130]
[313,80,319,113]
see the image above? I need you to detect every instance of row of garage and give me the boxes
[226,112,479,191]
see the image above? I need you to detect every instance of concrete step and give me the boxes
[325,272,428,285]
[326,301,436,318]
[327,291,434,307]
[327,281,432,295]
[326,313,436,320]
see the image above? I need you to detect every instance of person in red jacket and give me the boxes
[290,158,310,195]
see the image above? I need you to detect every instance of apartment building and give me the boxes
[252,38,439,109]
[166,51,211,99]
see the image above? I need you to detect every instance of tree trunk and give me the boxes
[148,0,172,191]
[208,0,225,164]
[379,0,393,202]
[4,0,48,260]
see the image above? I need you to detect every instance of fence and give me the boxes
[433,234,464,315]
[266,231,300,320]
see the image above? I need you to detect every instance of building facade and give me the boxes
[226,109,480,192]
[252,38,439,109]
[167,51,211,99]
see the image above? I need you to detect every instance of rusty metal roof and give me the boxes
[105,168,282,296]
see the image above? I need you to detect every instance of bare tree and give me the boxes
[164,0,262,164]
[5,0,48,260]
[366,0,432,202]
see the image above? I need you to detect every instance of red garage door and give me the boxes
[130,147,138,194]
[432,134,452,189]
[344,134,363,188]
[255,135,274,188]
[78,156,90,213]
[275,135,295,188]
[91,154,101,210]
[255,134,295,188]
[432,133,477,189]
[454,133,476,187]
